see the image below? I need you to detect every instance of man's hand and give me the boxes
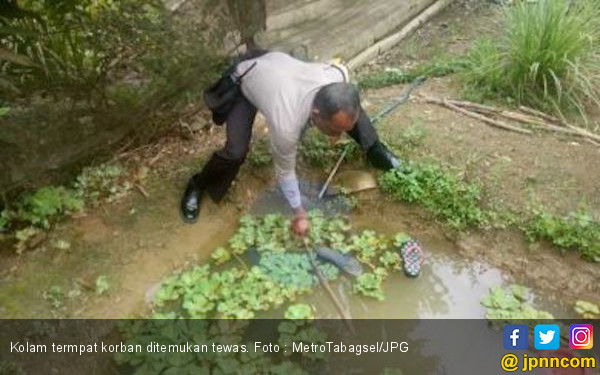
[291,207,309,237]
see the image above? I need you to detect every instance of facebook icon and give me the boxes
[503,325,529,350]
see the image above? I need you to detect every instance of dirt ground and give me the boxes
[0,0,598,319]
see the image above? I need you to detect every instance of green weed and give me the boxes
[74,163,131,204]
[383,121,427,157]
[463,0,600,120]
[379,162,487,230]
[357,57,466,90]
[481,285,554,322]
[11,187,84,229]
[299,128,361,168]
[574,300,599,319]
[95,275,111,295]
[43,286,64,309]
[0,360,21,375]
[248,138,272,167]
[523,209,600,262]
[2,162,131,236]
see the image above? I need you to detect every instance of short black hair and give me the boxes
[313,82,360,120]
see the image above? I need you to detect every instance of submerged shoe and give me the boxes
[399,239,424,278]
[180,184,204,224]
[366,141,400,170]
[315,246,364,277]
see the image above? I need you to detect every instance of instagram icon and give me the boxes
[569,324,593,349]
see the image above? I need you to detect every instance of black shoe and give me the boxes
[180,183,204,224]
[366,141,400,171]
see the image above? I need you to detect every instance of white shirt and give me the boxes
[235,52,346,209]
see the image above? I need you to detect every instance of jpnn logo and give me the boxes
[570,324,593,349]
[504,325,529,350]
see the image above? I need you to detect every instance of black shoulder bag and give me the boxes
[203,61,257,125]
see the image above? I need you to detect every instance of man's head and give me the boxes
[311,83,360,138]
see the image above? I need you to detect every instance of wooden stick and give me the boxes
[135,183,150,198]
[303,240,355,334]
[317,145,348,199]
[444,99,599,145]
[423,96,533,134]
[518,105,561,124]
[423,96,600,145]
[233,253,249,271]
[519,106,600,143]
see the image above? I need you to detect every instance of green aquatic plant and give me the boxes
[480,285,554,322]
[284,304,315,320]
[574,300,599,319]
[278,319,327,360]
[380,251,401,270]
[353,268,388,301]
[346,230,388,263]
[121,212,418,374]
[211,247,232,265]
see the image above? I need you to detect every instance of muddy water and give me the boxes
[254,180,569,320]
[0,176,571,321]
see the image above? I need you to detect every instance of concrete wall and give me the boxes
[259,0,438,62]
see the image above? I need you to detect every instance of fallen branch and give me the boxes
[423,96,533,135]
[440,98,599,145]
[519,106,600,143]
[233,253,249,271]
[303,240,355,334]
[518,105,562,124]
[135,183,150,198]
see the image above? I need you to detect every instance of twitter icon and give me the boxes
[535,324,560,350]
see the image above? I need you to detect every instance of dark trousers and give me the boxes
[190,95,380,202]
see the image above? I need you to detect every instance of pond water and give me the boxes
[252,178,569,320]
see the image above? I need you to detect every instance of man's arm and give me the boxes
[271,134,309,235]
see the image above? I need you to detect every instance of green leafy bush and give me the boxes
[0,0,226,193]
[523,209,600,261]
[379,163,486,230]
[463,0,600,119]
[12,186,84,229]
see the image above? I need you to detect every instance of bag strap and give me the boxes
[233,61,258,83]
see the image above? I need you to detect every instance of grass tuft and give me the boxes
[463,0,600,120]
